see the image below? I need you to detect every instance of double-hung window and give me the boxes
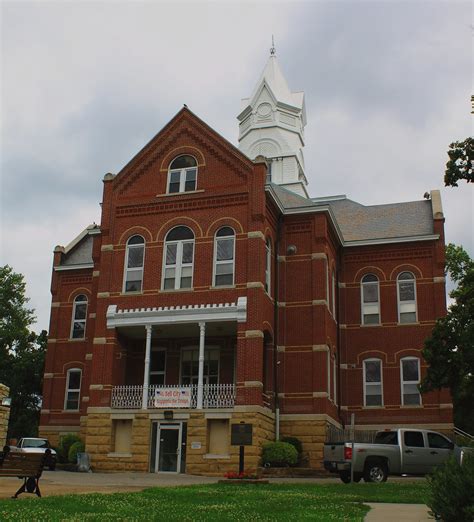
[168,155,197,194]
[265,238,272,294]
[363,358,383,406]
[332,271,336,317]
[149,348,166,385]
[70,294,88,339]
[163,226,194,290]
[397,272,417,323]
[361,274,380,325]
[213,227,235,286]
[181,347,219,385]
[123,235,145,293]
[64,369,82,410]
[400,357,421,405]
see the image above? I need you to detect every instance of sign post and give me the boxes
[231,423,253,475]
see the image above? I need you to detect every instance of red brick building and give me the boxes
[40,53,452,474]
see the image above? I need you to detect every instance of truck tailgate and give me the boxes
[323,442,345,462]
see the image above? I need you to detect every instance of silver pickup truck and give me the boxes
[323,428,471,483]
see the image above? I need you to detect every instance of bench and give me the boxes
[0,445,51,498]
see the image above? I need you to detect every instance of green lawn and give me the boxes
[0,482,429,521]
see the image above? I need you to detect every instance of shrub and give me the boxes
[58,434,82,463]
[426,454,474,522]
[281,437,303,456]
[262,442,298,467]
[68,440,85,464]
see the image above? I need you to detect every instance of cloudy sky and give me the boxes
[1,0,472,332]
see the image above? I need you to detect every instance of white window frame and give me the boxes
[212,227,235,287]
[149,347,167,386]
[167,155,198,194]
[179,346,220,385]
[332,271,336,317]
[64,368,82,411]
[162,228,194,290]
[397,272,417,324]
[363,358,384,407]
[265,238,272,295]
[333,354,337,405]
[361,274,380,325]
[122,235,145,293]
[70,294,88,339]
[400,357,422,406]
[327,351,331,398]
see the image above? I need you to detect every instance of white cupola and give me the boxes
[237,47,308,197]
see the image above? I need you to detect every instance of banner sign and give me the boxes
[153,387,191,408]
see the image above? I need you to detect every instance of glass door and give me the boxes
[157,424,181,472]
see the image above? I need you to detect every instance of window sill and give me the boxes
[362,405,385,409]
[156,190,204,198]
[360,324,382,328]
[400,404,423,409]
[203,454,231,460]
[62,409,80,413]
[159,288,194,293]
[69,338,87,342]
[107,452,132,458]
[120,291,144,296]
[397,322,420,326]
[210,285,236,290]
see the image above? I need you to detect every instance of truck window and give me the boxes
[404,431,424,447]
[374,432,398,445]
[428,433,454,450]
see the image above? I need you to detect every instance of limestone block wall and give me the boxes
[279,416,332,470]
[0,384,10,447]
[38,425,81,447]
[84,407,275,475]
[186,408,275,476]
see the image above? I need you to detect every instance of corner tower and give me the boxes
[237,47,308,197]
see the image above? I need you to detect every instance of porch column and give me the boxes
[142,325,152,409]
[197,321,206,409]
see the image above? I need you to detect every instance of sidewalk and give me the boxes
[365,503,433,521]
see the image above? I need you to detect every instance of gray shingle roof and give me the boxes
[268,183,434,243]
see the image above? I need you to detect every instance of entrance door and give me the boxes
[157,424,181,472]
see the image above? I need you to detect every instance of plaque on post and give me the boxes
[231,423,253,474]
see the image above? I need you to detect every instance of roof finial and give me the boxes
[270,35,276,56]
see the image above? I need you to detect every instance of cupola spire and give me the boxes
[237,49,308,197]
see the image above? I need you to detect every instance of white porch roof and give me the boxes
[106,297,247,329]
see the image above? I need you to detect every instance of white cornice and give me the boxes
[54,263,94,272]
[106,297,247,328]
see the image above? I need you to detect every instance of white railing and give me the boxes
[111,384,236,409]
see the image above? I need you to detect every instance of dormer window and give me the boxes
[168,155,197,194]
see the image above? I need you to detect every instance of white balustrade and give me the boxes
[111,384,235,409]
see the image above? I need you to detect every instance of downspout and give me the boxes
[273,213,282,440]
[336,246,343,427]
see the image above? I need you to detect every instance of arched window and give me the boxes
[265,238,272,295]
[213,227,235,286]
[123,235,145,293]
[163,226,194,290]
[400,357,421,405]
[332,271,337,317]
[361,274,380,325]
[70,294,88,339]
[363,358,383,406]
[64,368,82,410]
[168,155,197,194]
[397,272,417,323]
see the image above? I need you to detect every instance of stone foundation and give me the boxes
[38,425,82,447]
[279,415,340,470]
[0,384,10,447]
[84,406,275,475]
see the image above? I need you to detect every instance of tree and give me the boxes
[444,137,474,187]
[421,244,474,433]
[0,265,46,439]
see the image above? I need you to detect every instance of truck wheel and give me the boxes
[363,460,388,483]
[339,471,351,483]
